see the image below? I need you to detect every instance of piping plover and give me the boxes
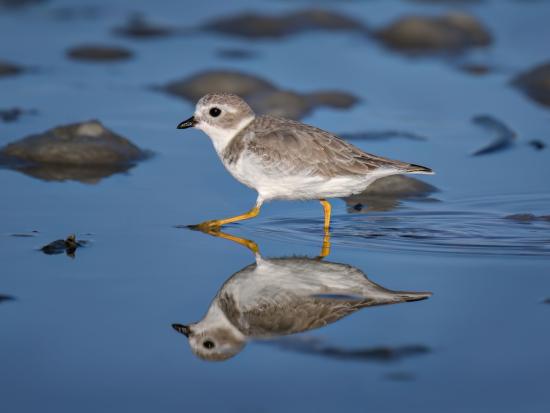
[171,232,431,361]
[177,93,433,230]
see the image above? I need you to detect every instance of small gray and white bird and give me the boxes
[177,93,433,230]
[172,251,431,361]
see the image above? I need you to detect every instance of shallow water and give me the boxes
[1,0,549,412]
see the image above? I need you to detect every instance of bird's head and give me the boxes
[172,321,246,361]
[177,93,255,152]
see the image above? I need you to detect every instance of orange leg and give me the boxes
[320,199,332,231]
[192,205,260,231]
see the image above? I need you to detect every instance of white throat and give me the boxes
[197,115,254,155]
[196,301,245,339]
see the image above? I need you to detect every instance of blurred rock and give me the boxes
[0,60,24,77]
[66,44,133,61]
[159,70,358,119]
[0,107,36,122]
[0,120,151,183]
[41,234,86,258]
[0,0,45,8]
[376,12,491,53]
[216,48,258,60]
[504,214,550,223]
[459,63,491,75]
[0,294,15,303]
[528,140,545,150]
[543,298,550,305]
[202,8,366,38]
[113,13,177,39]
[408,0,481,3]
[384,372,416,381]
[343,175,438,212]
[512,62,550,107]
[471,115,516,156]
[10,230,39,237]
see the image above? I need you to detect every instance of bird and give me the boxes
[177,93,433,231]
[171,232,431,361]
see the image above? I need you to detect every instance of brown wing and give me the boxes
[242,116,429,178]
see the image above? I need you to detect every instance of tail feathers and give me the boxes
[405,163,434,175]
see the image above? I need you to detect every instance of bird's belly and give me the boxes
[225,158,396,201]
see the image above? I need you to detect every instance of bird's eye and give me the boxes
[209,107,221,117]
[203,340,215,349]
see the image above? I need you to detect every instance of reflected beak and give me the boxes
[177,116,197,129]
[172,323,192,337]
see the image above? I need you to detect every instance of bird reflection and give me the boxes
[172,230,431,361]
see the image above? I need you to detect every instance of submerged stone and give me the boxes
[113,13,177,39]
[202,8,366,39]
[512,62,550,107]
[0,0,45,8]
[41,234,86,257]
[0,120,151,183]
[376,12,491,53]
[159,70,358,119]
[66,44,133,61]
[0,107,36,122]
[0,59,24,77]
[504,214,550,223]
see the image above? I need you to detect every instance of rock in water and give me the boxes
[113,13,177,39]
[41,234,86,258]
[512,62,550,107]
[202,9,366,39]
[376,12,491,53]
[0,120,151,183]
[0,59,24,77]
[66,45,133,61]
[159,70,358,120]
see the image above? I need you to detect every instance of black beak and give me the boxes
[177,116,196,129]
[172,323,191,337]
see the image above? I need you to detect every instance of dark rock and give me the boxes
[0,0,45,8]
[504,214,550,223]
[41,234,86,257]
[66,44,133,61]
[10,230,39,237]
[528,140,545,150]
[202,8,367,39]
[543,298,550,305]
[216,48,258,60]
[50,6,101,20]
[0,60,24,77]
[512,62,550,107]
[471,115,516,156]
[344,175,438,212]
[159,70,358,119]
[0,107,36,122]
[384,371,416,381]
[0,294,15,303]
[113,13,177,39]
[376,12,491,53]
[0,120,151,183]
[459,63,491,75]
